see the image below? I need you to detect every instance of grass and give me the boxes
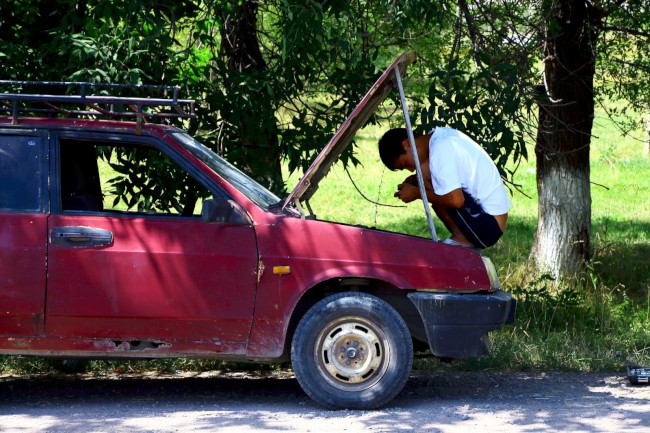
[2,108,649,376]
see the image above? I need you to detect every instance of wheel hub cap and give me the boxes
[318,320,385,385]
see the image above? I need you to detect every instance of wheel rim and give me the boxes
[316,316,389,390]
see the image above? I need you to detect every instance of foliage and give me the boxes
[596,0,650,124]
[420,62,530,188]
[0,0,535,199]
[1,1,453,198]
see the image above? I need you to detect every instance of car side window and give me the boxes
[0,135,43,212]
[59,138,212,216]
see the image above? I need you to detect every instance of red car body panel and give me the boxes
[0,213,48,336]
[46,213,258,343]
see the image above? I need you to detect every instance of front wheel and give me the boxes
[291,292,413,409]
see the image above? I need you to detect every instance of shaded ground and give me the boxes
[1,370,649,432]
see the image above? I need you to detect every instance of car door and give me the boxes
[0,131,48,336]
[45,132,258,353]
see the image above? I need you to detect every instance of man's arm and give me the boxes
[394,181,464,208]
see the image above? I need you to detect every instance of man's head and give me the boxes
[378,128,419,171]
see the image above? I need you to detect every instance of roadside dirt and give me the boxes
[1,370,649,432]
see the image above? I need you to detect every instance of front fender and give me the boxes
[245,217,494,360]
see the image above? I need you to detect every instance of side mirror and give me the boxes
[201,198,250,225]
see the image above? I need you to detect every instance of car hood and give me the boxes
[282,51,417,209]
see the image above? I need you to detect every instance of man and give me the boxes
[378,127,510,249]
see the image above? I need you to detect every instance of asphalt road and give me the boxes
[1,370,649,432]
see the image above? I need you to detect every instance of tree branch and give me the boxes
[600,25,650,39]
[457,0,484,70]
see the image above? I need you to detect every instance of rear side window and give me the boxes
[0,135,43,212]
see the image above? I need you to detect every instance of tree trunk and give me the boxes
[220,1,284,195]
[530,0,601,278]
[643,111,650,157]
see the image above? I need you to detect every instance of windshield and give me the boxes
[171,131,280,210]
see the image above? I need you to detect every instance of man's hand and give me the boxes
[394,182,421,203]
[395,173,464,208]
[403,174,418,185]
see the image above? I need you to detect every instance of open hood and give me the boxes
[283,51,417,210]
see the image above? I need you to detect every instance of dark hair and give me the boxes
[378,128,409,170]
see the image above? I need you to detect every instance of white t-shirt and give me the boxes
[428,127,511,215]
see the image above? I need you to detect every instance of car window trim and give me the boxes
[50,130,234,219]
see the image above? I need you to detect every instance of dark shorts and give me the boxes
[448,191,503,249]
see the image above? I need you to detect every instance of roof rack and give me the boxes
[0,81,196,131]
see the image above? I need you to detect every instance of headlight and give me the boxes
[482,257,500,291]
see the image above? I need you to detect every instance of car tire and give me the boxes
[291,292,413,409]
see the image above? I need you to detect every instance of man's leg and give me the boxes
[446,192,503,249]
[431,203,475,247]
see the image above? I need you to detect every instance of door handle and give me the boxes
[50,226,114,247]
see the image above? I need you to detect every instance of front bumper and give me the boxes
[407,290,516,359]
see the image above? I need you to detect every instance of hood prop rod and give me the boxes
[393,65,438,242]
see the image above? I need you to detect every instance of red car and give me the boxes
[0,53,514,409]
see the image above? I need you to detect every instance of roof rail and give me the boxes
[0,81,196,131]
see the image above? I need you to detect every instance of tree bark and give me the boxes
[530,0,601,278]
